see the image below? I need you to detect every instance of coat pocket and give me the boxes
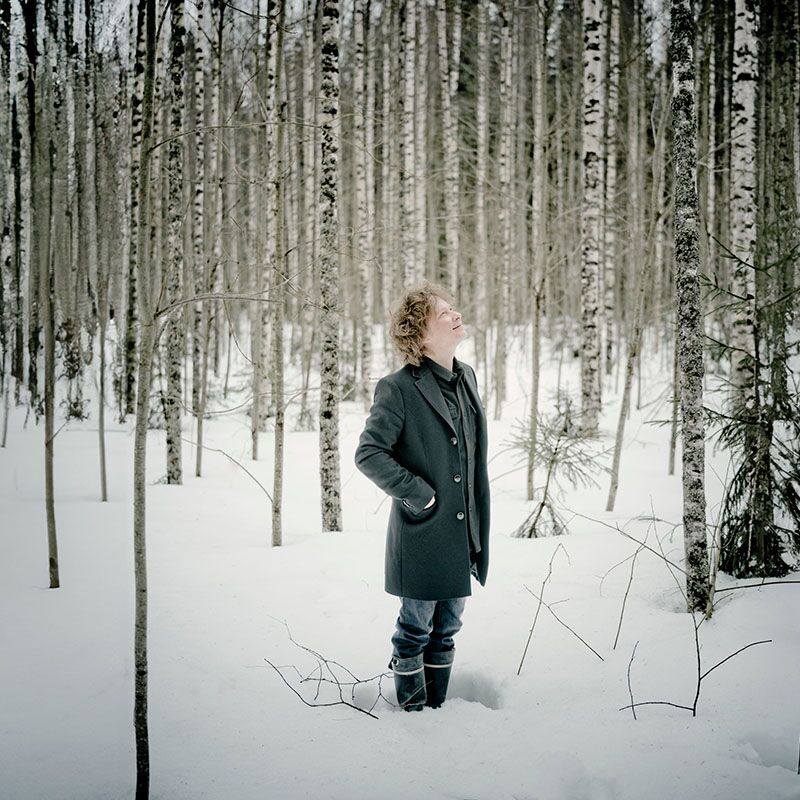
[402,494,438,522]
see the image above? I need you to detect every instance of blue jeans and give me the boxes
[391,597,467,660]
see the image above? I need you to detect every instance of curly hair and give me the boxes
[389,283,455,366]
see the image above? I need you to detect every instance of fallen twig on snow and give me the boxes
[627,641,639,721]
[517,543,570,675]
[619,632,772,718]
[523,585,604,662]
[262,619,394,718]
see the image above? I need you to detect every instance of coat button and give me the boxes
[450,436,458,445]
[453,474,461,483]
[456,511,465,520]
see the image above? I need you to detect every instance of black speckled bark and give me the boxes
[671,0,710,613]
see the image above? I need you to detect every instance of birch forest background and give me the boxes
[2,0,800,795]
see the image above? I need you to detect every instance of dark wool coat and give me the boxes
[354,359,490,600]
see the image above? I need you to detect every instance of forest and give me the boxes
[1,0,799,797]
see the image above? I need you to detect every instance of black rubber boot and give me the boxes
[423,649,454,709]
[389,654,426,711]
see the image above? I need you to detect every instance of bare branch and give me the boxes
[699,639,772,682]
[627,642,639,721]
[523,585,605,662]
[517,543,570,675]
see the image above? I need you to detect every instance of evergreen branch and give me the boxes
[758,286,800,312]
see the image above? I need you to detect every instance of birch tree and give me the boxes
[412,0,425,284]
[131,0,158,789]
[271,0,286,546]
[0,0,11,439]
[729,0,758,405]
[125,0,148,420]
[580,0,603,435]
[526,0,552,500]
[353,0,372,406]
[473,0,488,393]
[195,0,224,477]
[319,0,342,532]
[400,0,417,284]
[295,0,318,432]
[437,0,460,292]
[602,0,619,375]
[164,0,186,484]
[191,0,205,419]
[493,0,513,420]
[671,0,710,613]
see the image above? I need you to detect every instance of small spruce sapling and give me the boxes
[508,394,608,538]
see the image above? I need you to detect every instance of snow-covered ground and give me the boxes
[2,332,799,800]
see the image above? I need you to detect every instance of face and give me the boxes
[422,295,466,354]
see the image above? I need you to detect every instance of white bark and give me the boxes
[730,0,758,406]
[165,0,185,485]
[602,0,619,376]
[437,0,460,292]
[413,0,426,281]
[493,1,513,420]
[474,0,488,395]
[671,0,709,613]
[353,0,371,407]
[191,1,205,415]
[272,0,286,547]
[527,3,549,500]
[319,0,342,532]
[400,0,417,284]
[580,0,603,435]
[296,0,317,431]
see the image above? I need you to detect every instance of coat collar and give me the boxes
[410,357,486,434]
[412,361,457,434]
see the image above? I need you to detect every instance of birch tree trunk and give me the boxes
[437,0,460,292]
[260,0,279,434]
[526,1,550,500]
[353,0,371,407]
[729,0,757,405]
[319,0,342,532]
[671,0,710,614]
[130,0,158,785]
[493,1,513,420]
[474,0,488,394]
[400,0,417,284]
[271,0,286,547]
[191,0,204,417]
[196,0,224,478]
[21,0,40,410]
[44,97,59,590]
[580,0,603,436]
[296,0,318,432]
[606,261,649,511]
[125,0,147,420]
[0,0,11,437]
[165,0,185,484]
[412,0,426,283]
[250,0,265,455]
[11,93,25,397]
[603,0,619,376]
